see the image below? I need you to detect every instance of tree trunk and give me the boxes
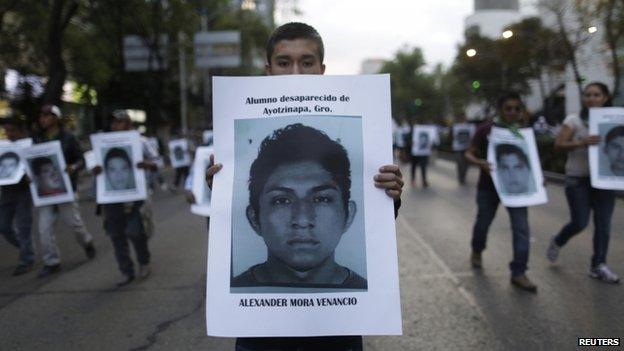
[604,0,622,100]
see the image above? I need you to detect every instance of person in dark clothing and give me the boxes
[465,92,536,293]
[0,117,35,276]
[34,104,96,279]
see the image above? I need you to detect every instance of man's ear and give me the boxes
[246,205,262,235]
[343,200,356,232]
[265,63,273,75]
[320,63,326,75]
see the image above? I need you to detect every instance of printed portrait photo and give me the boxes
[230,115,366,293]
[455,129,471,149]
[598,124,624,177]
[494,143,537,196]
[418,131,430,151]
[102,146,136,191]
[0,151,20,179]
[29,155,67,197]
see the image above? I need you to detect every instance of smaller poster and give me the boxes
[91,131,147,204]
[21,140,74,207]
[84,150,96,171]
[190,146,213,216]
[169,138,191,168]
[589,107,624,190]
[147,137,160,154]
[452,123,476,151]
[0,138,32,186]
[487,127,547,207]
[411,125,438,156]
[202,130,214,146]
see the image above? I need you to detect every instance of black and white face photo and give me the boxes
[456,130,470,146]
[231,118,367,292]
[418,132,430,150]
[104,147,136,191]
[30,156,67,197]
[173,145,185,161]
[0,152,19,178]
[495,144,534,195]
[603,126,624,177]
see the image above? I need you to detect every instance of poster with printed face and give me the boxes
[168,138,191,168]
[21,140,74,207]
[90,131,147,204]
[410,125,438,156]
[589,107,624,190]
[202,130,214,146]
[208,75,401,337]
[84,150,96,171]
[190,146,213,216]
[452,123,476,151]
[487,127,548,207]
[0,138,31,185]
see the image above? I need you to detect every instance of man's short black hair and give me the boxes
[495,144,530,169]
[0,151,19,163]
[266,22,324,64]
[104,147,131,168]
[2,115,25,129]
[605,126,624,144]
[31,156,54,176]
[497,91,523,110]
[249,123,350,215]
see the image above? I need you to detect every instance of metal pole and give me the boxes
[178,31,188,134]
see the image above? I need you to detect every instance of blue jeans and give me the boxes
[0,188,34,266]
[235,336,363,351]
[471,189,530,277]
[554,177,615,268]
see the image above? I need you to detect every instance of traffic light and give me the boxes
[472,80,481,90]
[414,98,423,107]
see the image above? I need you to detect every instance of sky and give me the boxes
[278,0,536,75]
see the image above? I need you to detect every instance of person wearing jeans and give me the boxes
[465,92,537,292]
[471,189,529,277]
[547,82,619,284]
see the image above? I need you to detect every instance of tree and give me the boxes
[379,47,444,124]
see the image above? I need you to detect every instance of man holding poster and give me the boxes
[92,110,158,286]
[207,22,404,351]
[465,92,537,293]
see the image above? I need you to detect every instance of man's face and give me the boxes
[38,113,56,130]
[605,136,624,176]
[111,119,131,131]
[500,99,523,124]
[106,157,132,190]
[39,162,63,191]
[0,157,18,178]
[247,161,355,272]
[3,124,23,141]
[266,38,325,76]
[498,153,531,194]
[418,133,429,148]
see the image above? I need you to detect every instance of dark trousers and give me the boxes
[174,166,189,188]
[0,190,34,266]
[235,336,363,351]
[410,155,429,185]
[104,203,150,277]
[554,177,615,268]
[455,151,468,184]
[471,189,530,277]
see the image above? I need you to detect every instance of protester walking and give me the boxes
[546,82,620,284]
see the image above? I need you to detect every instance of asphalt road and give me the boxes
[0,159,622,351]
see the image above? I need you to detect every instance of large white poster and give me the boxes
[487,127,548,207]
[0,138,32,186]
[21,140,74,207]
[452,123,476,151]
[208,75,401,337]
[90,131,147,204]
[411,124,438,156]
[589,107,624,190]
[168,138,191,168]
[190,146,213,216]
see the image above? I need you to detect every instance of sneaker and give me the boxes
[85,243,96,259]
[511,274,538,293]
[12,263,33,276]
[546,237,561,263]
[470,252,482,269]
[37,264,61,278]
[116,275,135,287]
[139,264,151,280]
[589,264,620,284]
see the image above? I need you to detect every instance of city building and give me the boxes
[464,0,522,39]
